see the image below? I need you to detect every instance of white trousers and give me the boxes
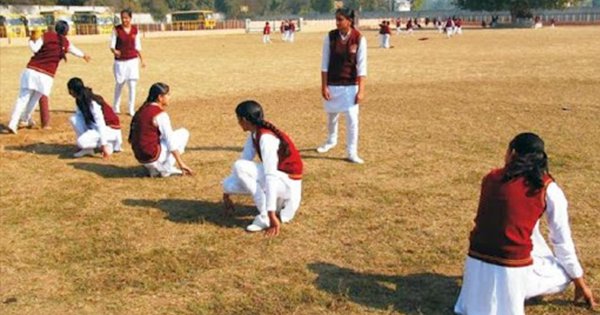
[143,128,189,177]
[454,255,571,315]
[383,34,390,48]
[263,34,271,43]
[113,79,137,116]
[70,115,123,151]
[323,105,359,157]
[8,88,43,130]
[446,27,454,37]
[222,159,302,223]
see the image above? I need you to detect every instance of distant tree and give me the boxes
[142,0,169,20]
[593,0,600,7]
[455,0,583,19]
[411,0,424,10]
[310,0,332,13]
[56,0,86,4]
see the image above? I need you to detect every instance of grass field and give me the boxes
[1,26,599,314]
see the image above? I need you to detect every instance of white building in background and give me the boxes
[395,0,411,12]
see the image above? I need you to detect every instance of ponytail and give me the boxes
[235,100,291,157]
[67,77,106,126]
[502,132,550,190]
[55,20,69,62]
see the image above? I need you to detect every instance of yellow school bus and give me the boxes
[0,14,26,38]
[171,10,216,30]
[22,14,48,37]
[40,10,76,35]
[73,11,115,35]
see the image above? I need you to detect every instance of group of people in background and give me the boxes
[2,6,597,314]
[262,20,296,44]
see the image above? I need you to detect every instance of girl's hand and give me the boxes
[180,163,194,176]
[321,86,331,101]
[113,49,121,58]
[574,278,596,309]
[355,90,364,104]
[264,212,281,237]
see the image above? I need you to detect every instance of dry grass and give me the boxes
[1,27,600,314]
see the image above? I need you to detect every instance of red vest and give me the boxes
[26,31,69,77]
[252,126,303,180]
[129,103,162,163]
[114,25,139,61]
[468,168,553,267]
[264,25,271,35]
[327,29,362,86]
[97,97,120,129]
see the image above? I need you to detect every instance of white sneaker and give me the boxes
[18,119,36,129]
[347,155,365,164]
[246,214,270,232]
[73,148,95,158]
[7,124,18,134]
[316,143,336,153]
[161,168,183,177]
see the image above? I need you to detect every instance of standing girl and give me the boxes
[111,9,145,116]
[222,100,303,237]
[454,132,596,315]
[129,83,193,177]
[263,21,272,44]
[67,77,122,158]
[316,8,367,164]
[7,21,91,134]
[27,29,51,130]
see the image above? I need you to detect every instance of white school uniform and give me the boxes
[223,134,302,223]
[142,112,190,177]
[110,29,141,115]
[454,183,584,315]
[8,39,85,131]
[70,100,123,151]
[320,30,367,157]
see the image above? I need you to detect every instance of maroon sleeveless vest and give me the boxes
[252,125,303,180]
[27,31,69,77]
[115,25,139,61]
[327,29,362,86]
[129,103,162,163]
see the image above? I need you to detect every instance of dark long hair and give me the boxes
[67,77,105,126]
[336,8,355,28]
[235,100,290,157]
[502,132,550,190]
[120,8,133,18]
[145,82,170,105]
[55,20,69,62]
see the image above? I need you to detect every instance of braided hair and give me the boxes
[336,8,355,28]
[235,100,291,157]
[67,77,106,126]
[502,132,550,190]
[55,20,69,62]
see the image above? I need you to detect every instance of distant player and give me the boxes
[263,21,272,44]
[111,9,145,116]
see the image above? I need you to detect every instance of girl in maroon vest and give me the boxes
[317,8,367,164]
[67,77,122,159]
[455,133,596,315]
[129,83,192,177]
[222,101,303,237]
[7,21,91,134]
[262,21,272,44]
[111,9,145,116]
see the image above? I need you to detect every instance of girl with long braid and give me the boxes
[455,132,596,315]
[67,78,122,158]
[316,8,367,164]
[222,100,303,237]
[129,83,192,177]
[6,20,91,134]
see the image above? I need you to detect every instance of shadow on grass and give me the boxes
[187,146,241,152]
[122,198,256,228]
[301,154,349,162]
[308,262,460,314]
[69,162,147,178]
[5,142,74,159]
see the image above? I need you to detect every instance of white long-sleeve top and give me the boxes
[240,133,282,212]
[75,100,109,146]
[321,29,367,77]
[154,112,177,153]
[532,182,584,279]
[28,37,85,57]
[110,29,142,51]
